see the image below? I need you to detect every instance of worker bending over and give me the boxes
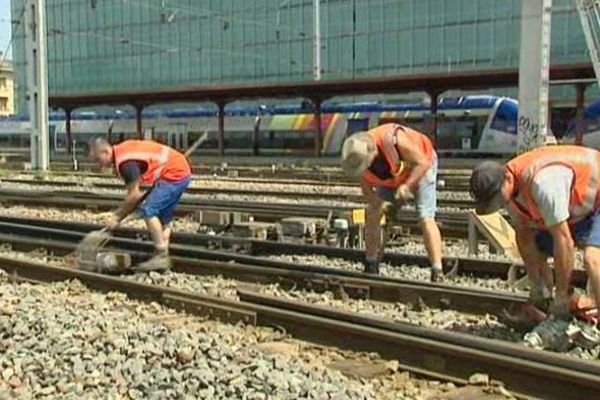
[88,138,191,271]
[470,145,600,320]
[341,123,443,281]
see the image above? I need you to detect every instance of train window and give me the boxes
[490,101,518,134]
[434,117,474,150]
[22,135,31,147]
[54,131,67,149]
[402,118,427,132]
[346,119,369,136]
[187,132,198,147]
[258,130,314,150]
[585,116,600,134]
[227,131,252,149]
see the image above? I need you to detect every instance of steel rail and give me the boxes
[6,169,471,188]
[0,215,588,287]
[0,220,526,316]
[236,289,600,400]
[0,178,473,208]
[0,255,598,399]
[0,188,470,236]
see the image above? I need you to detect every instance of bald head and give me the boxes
[88,137,113,167]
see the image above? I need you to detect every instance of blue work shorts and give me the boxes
[136,176,191,225]
[535,209,600,255]
[374,156,438,219]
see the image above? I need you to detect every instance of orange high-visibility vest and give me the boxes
[361,123,434,188]
[113,140,191,185]
[506,145,600,227]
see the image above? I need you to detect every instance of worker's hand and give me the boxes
[394,184,414,202]
[102,213,121,231]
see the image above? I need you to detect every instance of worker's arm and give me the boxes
[394,131,431,192]
[106,160,147,228]
[115,179,145,221]
[515,221,550,282]
[548,221,575,301]
[528,165,575,312]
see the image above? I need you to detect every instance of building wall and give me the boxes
[11,0,590,114]
[0,61,15,116]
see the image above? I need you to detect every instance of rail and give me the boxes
[0,253,598,399]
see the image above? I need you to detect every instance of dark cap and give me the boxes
[470,161,506,215]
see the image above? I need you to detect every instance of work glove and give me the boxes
[394,184,414,202]
[363,256,380,275]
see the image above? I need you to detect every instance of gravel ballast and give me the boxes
[0,269,465,400]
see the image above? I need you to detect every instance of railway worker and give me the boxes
[88,137,192,272]
[341,123,443,281]
[470,145,600,320]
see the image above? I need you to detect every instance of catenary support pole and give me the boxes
[217,101,225,157]
[429,91,440,150]
[313,98,322,157]
[135,105,144,139]
[24,0,50,170]
[65,108,73,154]
[575,83,588,145]
[313,0,322,81]
[517,0,553,152]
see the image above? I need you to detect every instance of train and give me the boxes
[562,96,600,148]
[0,95,523,157]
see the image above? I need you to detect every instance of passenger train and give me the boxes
[0,95,521,156]
[562,97,600,148]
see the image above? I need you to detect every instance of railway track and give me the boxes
[0,216,526,314]
[0,214,588,289]
[5,169,471,189]
[0,187,472,238]
[0,224,598,399]
[0,177,474,208]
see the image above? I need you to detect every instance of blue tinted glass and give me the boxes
[490,99,518,134]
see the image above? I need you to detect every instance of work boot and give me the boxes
[132,252,172,273]
[430,268,443,283]
[363,258,380,275]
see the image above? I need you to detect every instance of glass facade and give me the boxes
[11,0,590,113]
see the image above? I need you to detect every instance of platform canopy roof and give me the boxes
[49,63,594,110]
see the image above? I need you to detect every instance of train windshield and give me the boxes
[489,98,518,134]
[564,97,600,139]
